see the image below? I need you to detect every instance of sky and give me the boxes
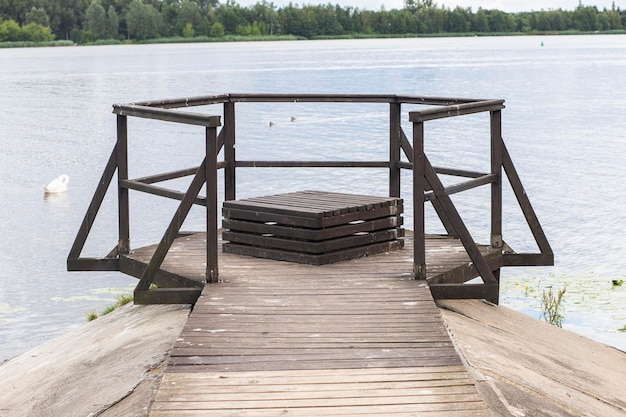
[233,0,624,12]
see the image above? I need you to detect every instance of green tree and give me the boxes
[106,5,119,38]
[0,19,21,41]
[488,9,514,32]
[182,22,194,37]
[573,4,599,31]
[471,8,489,32]
[210,20,224,37]
[46,0,89,40]
[215,1,247,35]
[178,0,204,36]
[21,21,55,41]
[601,8,621,29]
[25,7,50,27]
[126,0,163,39]
[0,0,35,24]
[86,0,107,38]
[534,11,552,31]
[447,7,470,32]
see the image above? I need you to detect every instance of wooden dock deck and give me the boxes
[123,232,493,416]
[67,94,554,416]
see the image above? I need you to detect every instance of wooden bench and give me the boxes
[222,190,404,265]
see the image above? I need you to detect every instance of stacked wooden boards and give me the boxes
[222,190,404,265]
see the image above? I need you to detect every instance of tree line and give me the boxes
[1,0,624,44]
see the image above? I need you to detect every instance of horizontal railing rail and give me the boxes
[68,93,553,305]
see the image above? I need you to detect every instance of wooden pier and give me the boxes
[67,94,553,415]
[125,232,493,416]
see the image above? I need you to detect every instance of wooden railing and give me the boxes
[67,94,553,304]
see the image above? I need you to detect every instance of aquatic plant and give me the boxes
[86,310,98,322]
[86,294,134,321]
[541,286,566,328]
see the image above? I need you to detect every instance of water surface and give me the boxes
[1,35,625,360]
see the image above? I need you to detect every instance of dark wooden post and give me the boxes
[224,101,236,201]
[413,121,426,279]
[206,125,219,283]
[116,115,130,255]
[490,110,503,250]
[389,102,401,198]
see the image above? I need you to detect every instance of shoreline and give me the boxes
[0,300,624,416]
[2,30,625,49]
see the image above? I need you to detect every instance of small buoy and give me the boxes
[269,121,274,127]
[43,174,69,194]
[290,116,296,122]
[541,41,544,47]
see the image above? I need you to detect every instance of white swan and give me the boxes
[43,174,69,194]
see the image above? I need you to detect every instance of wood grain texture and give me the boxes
[139,231,491,416]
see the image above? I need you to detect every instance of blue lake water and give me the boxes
[1,35,625,361]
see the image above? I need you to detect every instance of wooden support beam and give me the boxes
[206,126,219,283]
[67,144,118,261]
[224,101,236,201]
[67,258,119,271]
[389,102,401,198]
[134,288,201,305]
[423,156,498,286]
[501,140,554,262]
[429,283,499,304]
[135,161,209,292]
[491,110,503,249]
[413,121,426,279]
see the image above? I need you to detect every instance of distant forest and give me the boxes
[1,0,624,44]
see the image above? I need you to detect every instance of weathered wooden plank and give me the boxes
[158,384,479,402]
[223,205,403,228]
[159,378,475,395]
[162,365,468,378]
[223,240,404,265]
[167,358,464,373]
[151,392,485,410]
[150,407,489,417]
[222,229,400,254]
[223,216,402,241]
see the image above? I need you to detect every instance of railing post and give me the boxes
[490,110,503,250]
[224,101,236,201]
[206,125,219,283]
[116,115,130,254]
[389,102,401,198]
[413,121,426,279]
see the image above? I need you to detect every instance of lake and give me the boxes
[1,35,625,361]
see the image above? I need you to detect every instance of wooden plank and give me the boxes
[223,203,403,228]
[223,240,404,265]
[238,191,401,213]
[223,216,402,241]
[151,392,485,410]
[222,229,400,254]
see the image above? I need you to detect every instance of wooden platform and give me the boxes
[222,190,404,265]
[121,233,496,416]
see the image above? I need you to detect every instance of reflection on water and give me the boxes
[43,191,69,203]
[1,35,625,361]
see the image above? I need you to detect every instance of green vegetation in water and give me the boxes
[541,286,566,328]
[502,271,626,325]
[618,325,626,333]
[86,294,134,322]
